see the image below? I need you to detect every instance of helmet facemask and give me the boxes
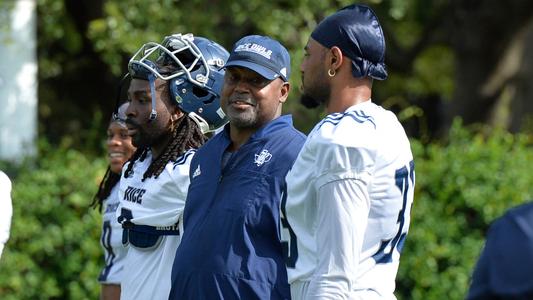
[129,33,219,87]
[128,33,229,132]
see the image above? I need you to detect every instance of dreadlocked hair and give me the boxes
[90,167,121,212]
[123,115,207,182]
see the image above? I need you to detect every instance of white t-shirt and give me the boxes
[283,101,415,299]
[0,171,12,259]
[117,149,194,300]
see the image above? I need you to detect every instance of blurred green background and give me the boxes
[1,0,533,299]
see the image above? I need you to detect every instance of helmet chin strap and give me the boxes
[188,112,210,134]
[148,73,158,121]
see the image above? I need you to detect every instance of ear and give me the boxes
[170,107,184,122]
[279,81,290,104]
[328,46,344,72]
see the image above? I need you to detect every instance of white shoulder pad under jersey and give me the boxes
[117,149,195,227]
[283,101,415,296]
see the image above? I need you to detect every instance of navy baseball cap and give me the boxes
[225,35,290,82]
[311,4,388,80]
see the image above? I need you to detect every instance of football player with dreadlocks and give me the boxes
[116,33,229,300]
[91,102,136,300]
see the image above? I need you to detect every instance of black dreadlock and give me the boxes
[123,114,206,181]
[90,167,121,212]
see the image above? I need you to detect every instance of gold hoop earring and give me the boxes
[328,69,336,77]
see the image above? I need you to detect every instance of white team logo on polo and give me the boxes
[192,164,201,178]
[254,149,272,166]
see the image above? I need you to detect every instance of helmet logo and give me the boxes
[208,58,225,68]
[175,95,183,104]
[196,74,208,83]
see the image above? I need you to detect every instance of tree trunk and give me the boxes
[507,19,533,132]
[447,0,533,131]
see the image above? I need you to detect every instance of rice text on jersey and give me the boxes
[124,186,147,204]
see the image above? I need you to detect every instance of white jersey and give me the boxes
[117,149,194,300]
[0,171,12,259]
[98,184,128,284]
[117,149,194,227]
[283,101,414,299]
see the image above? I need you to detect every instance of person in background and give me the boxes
[467,201,533,300]
[91,102,136,300]
[0,170,13,260]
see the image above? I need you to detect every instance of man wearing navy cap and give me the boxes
[168,35,305,299]
[282,5,415,299]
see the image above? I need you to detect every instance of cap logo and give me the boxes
[234,43,273,59]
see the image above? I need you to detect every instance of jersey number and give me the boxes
[372,160,415,264]
[98,220,115,281]
[101,221,113,256]
[280,190,298,268]
[118,208,133,245]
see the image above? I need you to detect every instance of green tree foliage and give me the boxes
[85,0,455,135]
[32,0,457,146]
[396,121,533,299]
[28,0,533,147]
[0,142,106,299]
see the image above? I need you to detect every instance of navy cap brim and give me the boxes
[225,60,280,81]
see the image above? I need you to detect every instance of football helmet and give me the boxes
[128,33,229,133]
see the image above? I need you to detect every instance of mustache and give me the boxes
[228,95,255,106]
[125,118,140,129]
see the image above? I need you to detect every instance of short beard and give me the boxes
[131,122,172,150]
[132,130,157,149]
[228,111,257,129]
[299,93,322,109]
[299,71,330,109]
[299,86,330,109]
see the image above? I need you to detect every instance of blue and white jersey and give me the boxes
[117,149,194,227]
[98,184,127,284]
[283,100,415,299]
[116,149,194,300]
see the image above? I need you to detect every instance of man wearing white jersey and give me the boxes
[116,33,229,300]
[282,4,415,300]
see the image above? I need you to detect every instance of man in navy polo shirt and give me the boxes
[168,35,305,299]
